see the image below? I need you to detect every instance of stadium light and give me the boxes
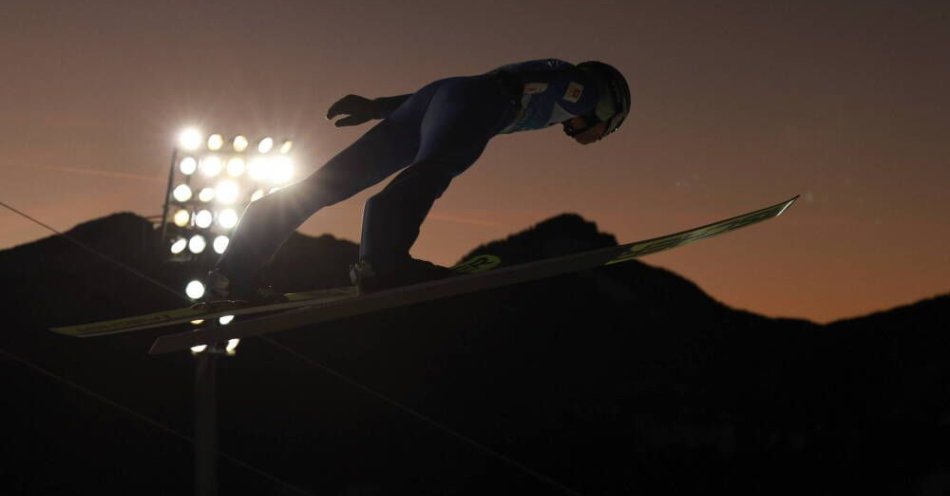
[200,156,223,177]
[215,180,240,205]
[198,187,216,203]
[226,157,246,177]
[257,137,274,153]
[232,135,248,152]
[170,237,188,254]
[188,235,207,254]
[195,210,213,229]
[178,128,203,151]
[179,156,198,175]
[207,134,224,151]
[213,235,229,254]
[247,157,268,181]
[218,209,239,229]
[173,184,193,202]
[271,156,295,184]
[185,280,205,299]
[173,209,191,227]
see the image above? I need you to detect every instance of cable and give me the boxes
[0,201,189,302]
[261,336,587,496]
[4,199,587,495]
[0,346,315,496]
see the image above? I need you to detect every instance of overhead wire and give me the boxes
[2,199,588,496]
[0,201,188,302]
[0,346,316,496]
[262,336,587,496]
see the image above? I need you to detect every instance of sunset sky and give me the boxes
[1,0,947,323]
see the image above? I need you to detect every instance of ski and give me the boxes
[50,287,360,338]
[147,195,798,354]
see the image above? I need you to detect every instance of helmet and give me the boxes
[576,61,631,136]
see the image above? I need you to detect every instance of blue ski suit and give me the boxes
[217,59,603,284]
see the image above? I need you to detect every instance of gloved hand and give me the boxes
[326,94,378,127]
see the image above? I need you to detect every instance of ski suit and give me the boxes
[216,59,602,285]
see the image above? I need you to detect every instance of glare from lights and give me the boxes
[232,135,248,152]
[213,235,230,254]
[179,156,198,175]
[279,140,293,154]
[170,237,187,254]
[250,189,265,202]
[218,209,239,229]
[226,157,246,177]
[258,137,274,153]
[188,235,207,254]
[271,156,295,184]
[219,315,235,325]
[172,184,193,202]
[186,280,206,299]
[195,210,213,229]
[198,187,216,203]
[207,134,224,151]
[215,180,240,204]
[200,156,223,177]
[173,209,191,227]
[226,339,240,354]
[191,345,208,354]
[268,187,283,195]
[178,128,203,151]
[248,157,269,181]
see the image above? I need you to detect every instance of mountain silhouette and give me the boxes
[1,212,947,495]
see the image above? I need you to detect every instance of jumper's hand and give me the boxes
[326,94,377,127]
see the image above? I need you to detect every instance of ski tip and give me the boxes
[49,326,74,336]
[777,195,800,216]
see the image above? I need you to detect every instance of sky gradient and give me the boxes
[2,0,948,323]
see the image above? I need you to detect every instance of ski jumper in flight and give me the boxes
[209,59,631,300]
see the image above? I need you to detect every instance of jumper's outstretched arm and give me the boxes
[326,94,412,127]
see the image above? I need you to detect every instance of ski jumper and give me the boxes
[216,59,602,286]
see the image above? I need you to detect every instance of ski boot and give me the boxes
[349,258,454,294]
[195,268,287,311]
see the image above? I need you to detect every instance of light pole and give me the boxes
[159,128,297,496]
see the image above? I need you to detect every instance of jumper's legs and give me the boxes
[214,91,432,288]
[359,76,517,272]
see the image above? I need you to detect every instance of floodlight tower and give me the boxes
[161,127,297,303]
[159,127,296,496]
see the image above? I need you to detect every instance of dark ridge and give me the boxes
[1,211,947,495]
[457,212,618,265]
[262,232,360,291]
[826,293,950,329]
